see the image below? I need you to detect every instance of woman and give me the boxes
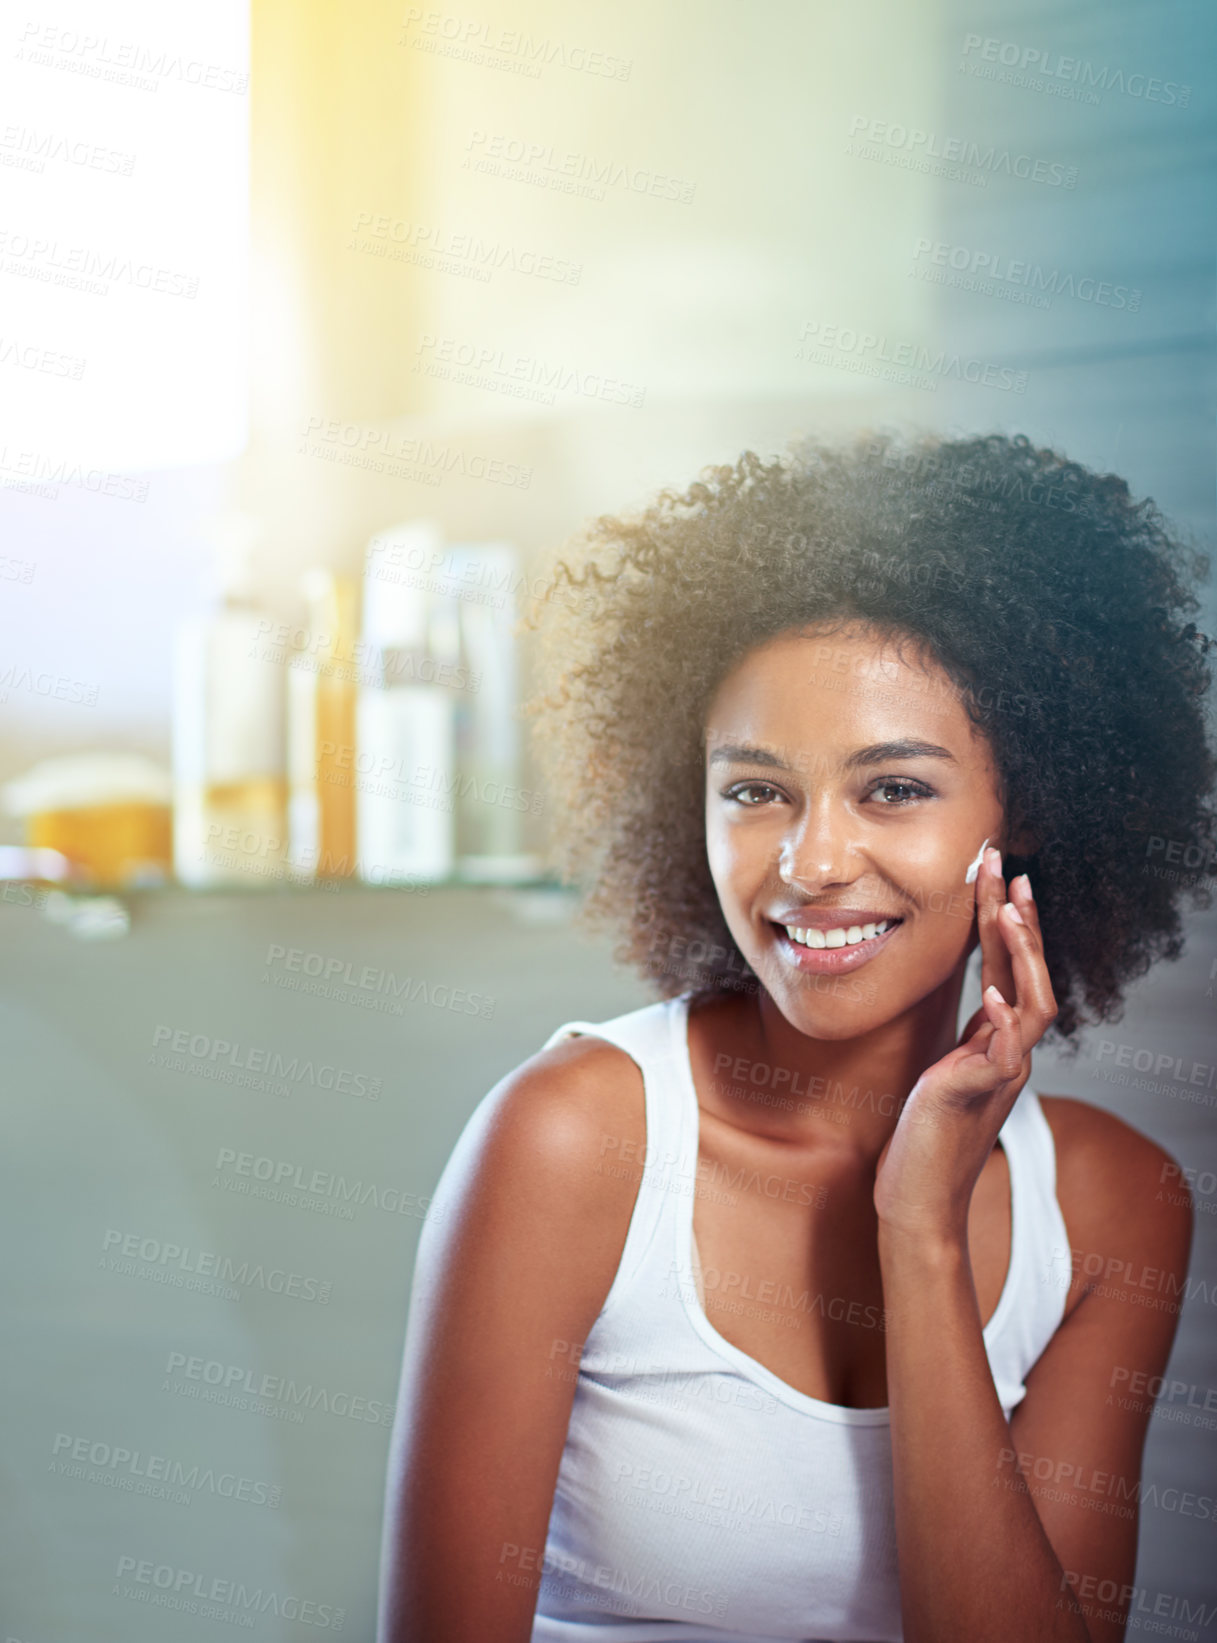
[377,433,1214,1643]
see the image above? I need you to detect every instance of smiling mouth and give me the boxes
[777,917,901,950]
[767,915,905,973]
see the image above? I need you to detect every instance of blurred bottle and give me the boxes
[356,521,457,885]
[442,542,540,882]
[172,515,287,888]
[287,570,359,880]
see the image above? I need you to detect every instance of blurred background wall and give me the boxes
[1,0,1215,1639]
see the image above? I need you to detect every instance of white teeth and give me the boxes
[782,918,898,948]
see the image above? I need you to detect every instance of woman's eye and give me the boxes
[869,778,932,805]
[725,780,782,805]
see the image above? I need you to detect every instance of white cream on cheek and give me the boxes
[964,836,991,886]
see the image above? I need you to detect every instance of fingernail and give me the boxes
[1013,873,1032,896]
[985,846,1002,873]
[985,984,1007,1004]
[1003,901,1025,924]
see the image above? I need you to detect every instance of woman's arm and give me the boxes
[881,1112,1192,1643]
[376,1035,646,1643]
[874,850,1194,1643]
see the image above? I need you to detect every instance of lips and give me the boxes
[767,911,904,974]
[773,908,903,932]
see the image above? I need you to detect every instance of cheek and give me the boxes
[870,828,981,941]
[921,903,978,959]
[705,810,771,887]
[878,822,971,889]
[704,812,736,890]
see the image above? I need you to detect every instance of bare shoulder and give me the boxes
[1037,1094,1194,1293]
[1038,1093,1188,1203]
[423,1029,649,1301]
[480,1029,647,1189]
[404,1027,650,1385]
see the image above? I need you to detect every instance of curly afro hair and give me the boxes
[523,432,1217,1041]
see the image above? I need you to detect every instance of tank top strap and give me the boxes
[986,1084,1071,1407]
[997,1084,1070,1279]
[538,994,693,1325]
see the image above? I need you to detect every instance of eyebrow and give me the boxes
[707,739,957,770]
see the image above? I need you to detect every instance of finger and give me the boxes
[975,845,1004,984]
[977,847,1017,1004]
[932,1025,1000,1103]
[1007,875,1048,997]
[1009,873,1041,939]
[997,900,1057,1052]
[949,988,1025,1103]
[982,984,1026,1081]
[943,1013,1020,1102]
[957,1010,997,1056]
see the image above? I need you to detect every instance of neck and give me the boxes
[705,965,970,1160]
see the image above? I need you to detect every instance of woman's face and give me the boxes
[703,621,1009,1040]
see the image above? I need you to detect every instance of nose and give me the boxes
[777,792,862,894]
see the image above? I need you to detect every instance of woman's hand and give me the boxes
[872,846,1058,1243]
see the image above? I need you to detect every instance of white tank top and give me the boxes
[488,991,1073,1643]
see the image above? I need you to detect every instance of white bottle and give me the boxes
[355,521,456,886]
[172,515,287,889]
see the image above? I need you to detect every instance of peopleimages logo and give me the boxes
[0,334,87,377]
[348,212,581,284]
[911,239,1141,311]
[261,943,496,1020]
[99,1227,333,1303]
[796,321,1027,394]
[959,35,1189,107]
[163,1349,396,1426]
[211,1145,440,1224]
[112,1554,344,1628]
[463,129,695,205]
[50,1431,280,1507]
[400,9,632,81]
[0,227,199,296]
[413,331,646,409]
[846,116,1077,188]
[1095,1038,1217,1093]
[150,1023,382,1099]
[0,123,137,176]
